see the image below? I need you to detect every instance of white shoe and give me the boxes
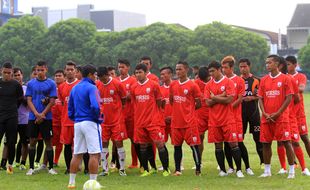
[287,173,295,179]
[217,165,220,171]
[34,165,47,173]
[259,172,271,178]
[236,170,245,178]
[181,166,184,171]
[48,168,58,175]
[26,169,35,176]
[219,170,228,177]
[246,168,255,176]
[278,168,287,175]
[158,166,164,171]
[227,168,235,174]
[302,168,310,176]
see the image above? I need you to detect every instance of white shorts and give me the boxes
[73,121,102,155]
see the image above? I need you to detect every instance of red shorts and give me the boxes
[291,122,300,142]
[134,125,164,144]
[101,124,127,142]
[197,115,208,135]
[161,124,171,142]
[236,122,244,142]
[208,124,238,143]
[60,126,74,145]
[124,118,134,139]
[260,122,291,143]
[298,117,308,135]
[171,127,201,146]
[52,125,61,146]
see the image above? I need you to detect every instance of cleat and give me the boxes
[12,163,20,168]
[217,165,220,171]
[48,168,58,175]
[119,169,127,176]
[219,170,228,177]
[34,162,41,169]
[287,173,295,179]
[246,168,255,176]
[149,168,158,175]
[158,166,164,171]
[227,168,235,174]
[195,171,202,176]
[99,170,109,176]
[302,168,310,176]
[278,168,287,175]
[236,170,244,178]
[260,163,265,170]
[1,165,7,171]
[259,172,272,178]
[19,164,27,171]
[6,165,13,174]
[173,171,182,176]
[128,164,139,169]
[26,169,35,176]
[139,167,144,174]
[163,169,171,177]
[140,170,150,177]
[181,166,184,171]
[67,183,76,189]
[34,165,47,173]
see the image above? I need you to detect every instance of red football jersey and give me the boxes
[96,78,126,126]
[51,85,63,126]
[291,72,307,119]
[288,75,299,123]
[170,79,201,128]
[131,79,163,128]
[194,79,209,119]
[147,72,159,83]
[160,84,172,118]
[258,73,293,123]
[58,79,80,127]
[204,76,235,127]
[229,75,245,123]
[118,75,136,119]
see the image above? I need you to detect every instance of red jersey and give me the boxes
[51,85,63,126]
[58,79,80,127]
[118,75,136,119]
[170,79,201,128]
[131,79,163,128]
[194,79,209,119]
[288,75,299,123]
[147,72,159,83]
[96,78,126,126]
[204,76,235,127]
[258,73,293,124]
[160,83,172,118]
[291,72,307,119]
[229,75,245,123]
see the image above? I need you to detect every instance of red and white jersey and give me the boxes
[229,75,245,123]
[160,83,172,119]
[258,73,293,123]
[194,79,209,119]
[291,72,307,119]
[147,72,159,83]
[96,77,126,126]
[170,79,201,128]
[204,76,235,127]
[118,75,136,119]
[51,85,63,126]
[58,79,80,127]
[288,75,299,124]
[131,79,163,128]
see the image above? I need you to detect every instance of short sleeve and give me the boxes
[192,83,201,99]
[204,83,211,99]
[16,82,24,98]
[284,76,293,96]
[154,83,162,100]
[49,80,57,98]
[118,82,127,98]
[25,81,33,97]
[257,79,265,98]
[238,78,245,96]
[299,74,307,86]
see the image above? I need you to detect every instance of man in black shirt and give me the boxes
[0,62,24,174]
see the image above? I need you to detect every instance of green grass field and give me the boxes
[1,94,310,190]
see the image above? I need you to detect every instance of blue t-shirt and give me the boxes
[25,78,57,120]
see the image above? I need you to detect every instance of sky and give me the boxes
[18,0,310,34]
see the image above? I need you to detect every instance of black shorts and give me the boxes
[242,109,260,134]
[0,116,18,145]
[28,120,53,139]
[18,124,29,144]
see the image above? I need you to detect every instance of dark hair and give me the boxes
[107,66,116,72]
[160,66,173,74]
[66,60,77,68]
[193,65,199,70]
[31,66,36,72]
[198,66,209,81]
[36,60,48,67]
[176,61,189,69]
[76,65,82,72]
[2,62,13,69]
[221,56,235,68]
[97,66,109,77]
[140,56,152,65]
[279,57,288,74]
[13,67,23,74]
[267,54,280,63]
[238,58,251,66]
[285,56,297,64]
[82,64,97,78]
[208,61,221,70]
[135,63,147,73]
[54,69,65,76]
[118,59,130,67]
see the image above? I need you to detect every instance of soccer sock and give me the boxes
[46,148,54,169]
[83,153,89,171]
[293,146,306,171]
[69,173,76,184]
[21,160,26,166]
[174,146,182,172]
[238,142,250,169]
[15,140,22,163]
[264,164,271,174]
[152,143,157,160]
[147,145,157,170]
[253,132,264,164]
[89,174,97,180]
[1,158,7,168]
[277,145,286,169]
[101,148,109,172]
[54,143,63,164]
[131,143,138,166]
[215,148,226,172]
[224,142,234,169]
[140,145,149,172]
[8,143,16,165]
[158,145,169,171]
[231,146,242,171]
[35,140,44,163]
[111,145,117,164]
[191,145,201,172]
[117,147,126,171]
[134,143,142,165]
[289,164,295,174]
[29,147,36,169]
[64,145,72,170]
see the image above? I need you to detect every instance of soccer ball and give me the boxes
[83,180,102,190]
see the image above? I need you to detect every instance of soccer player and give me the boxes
[140,56,159,83]
[131,63,170,177]
[205,61,244,178]
[117,59,139,169]
[258,55,295,179]
[67,64,102,189]
[97,66,127,176]
[170,61,202,176]
[108,66,117,78]
[75,65,83,80]
[58,61,80,174]
[194,66,210,169]
[192,66,199,79]
[221,56,254,175]
[286,55,310,158]
[51,70,65,167]
[13,67,29,170]
[239,58,264,167]
[25,61,58,176]
[0,62,23,174]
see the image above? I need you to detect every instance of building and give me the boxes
[287,4,310,50]
[0,0,22,26]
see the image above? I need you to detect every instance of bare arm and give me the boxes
[269,94,292,122]
[211,95,233,104]
[232,94,243,108]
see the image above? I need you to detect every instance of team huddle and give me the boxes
[0,54,309,189]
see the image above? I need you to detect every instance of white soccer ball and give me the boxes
[83,180,102,190]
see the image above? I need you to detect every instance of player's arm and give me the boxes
[41,97,55,116]
[232,94,243,108]
[156,99,162,109]
[27,96,40,117]
[211,94,233,104]
[68,92,75,121]
[298,84,306,93]
[89,87,101,119]
[269,94,292,122]
[258,97,271,122]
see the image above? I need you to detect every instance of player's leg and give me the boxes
[5,117,18,174]
[139,143,150,173]
[35,139,44,165]
[147,144,157,171]
[15,126,22,166]
[115,140,126,175]
[300,134,310,157]
[215,142,226,174]
[283,140,295,178]
[238,142,251,171]
[64,144,72,174]
[292,141,309,175]
[190,145,201,176]
[224,142,234,172]
[261,143,272,177]
[110,142,117,169]
[1,143,8,170]
[249,113,264,165]
[19,124,29,170]
[27,121,39,175]
[83,153,89,174]
[228,142,243,177]
[100,141,110,175]
[277,141,287,173]
[174,145,182,174]
[154,140,169,176]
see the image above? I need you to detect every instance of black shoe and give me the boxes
[1,165,7,171]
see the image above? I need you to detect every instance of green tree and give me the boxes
[299,38,310,73]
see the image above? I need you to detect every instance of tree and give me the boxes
[299,36,310,74]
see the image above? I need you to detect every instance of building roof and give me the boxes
[288,4,310,28]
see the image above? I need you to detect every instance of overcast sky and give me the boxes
[18,0,310,33]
